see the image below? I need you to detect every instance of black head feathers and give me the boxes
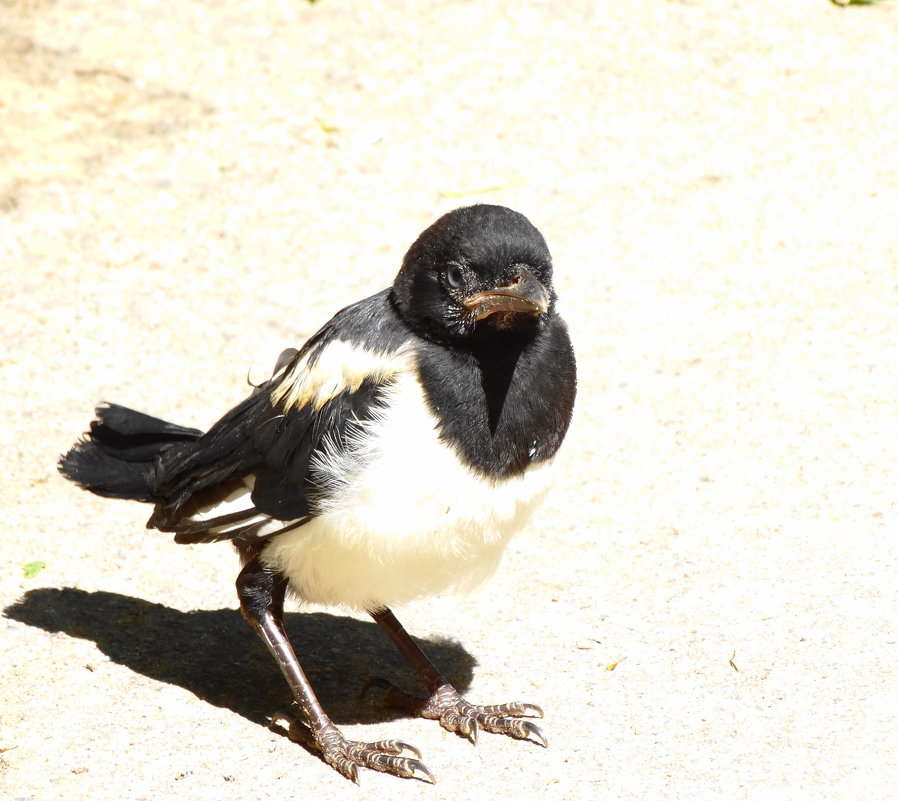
[391,205,556,344]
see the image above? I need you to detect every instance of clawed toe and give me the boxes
[518,702,545,719]
[273,711,433,784]
[510,719,548,748]
[324,737,434,784]
[439,702,548,748]
[367,680,548,749]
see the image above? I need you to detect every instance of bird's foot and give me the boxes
[272,711,434,784]
[365,679,547,747]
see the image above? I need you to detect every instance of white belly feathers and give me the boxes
[260,368,554,611]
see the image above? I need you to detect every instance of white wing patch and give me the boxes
[188,474,257,521]
[271,340,413,411]
[175,474,302,542]
[261,368,555,611]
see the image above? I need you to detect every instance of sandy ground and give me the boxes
[2,1,897,799]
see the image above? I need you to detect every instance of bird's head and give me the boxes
[391,205,555,345]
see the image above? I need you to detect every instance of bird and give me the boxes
[58,203,577,783]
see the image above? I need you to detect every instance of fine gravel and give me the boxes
[2,1,897,800]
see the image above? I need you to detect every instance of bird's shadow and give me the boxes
[4,588,475,727]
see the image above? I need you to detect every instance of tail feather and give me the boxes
[59,403,202,502]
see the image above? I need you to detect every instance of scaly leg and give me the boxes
[236,560,433,783]
[370,607,547,747]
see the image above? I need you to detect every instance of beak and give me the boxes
[462,266,550,322]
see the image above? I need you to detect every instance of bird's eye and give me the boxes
[445,265,464,289]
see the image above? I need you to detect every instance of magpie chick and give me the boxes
[59,204,577,783]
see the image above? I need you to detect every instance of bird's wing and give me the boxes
[148,292,415,545]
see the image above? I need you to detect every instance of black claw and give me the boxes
[395,740,423,759]
[408,759,436,784]
[268,709,295,730]
[467,717,479,746]
[521,720,548,748]
[521,703,544,719]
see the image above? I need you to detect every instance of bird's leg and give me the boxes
[369,607,547,747]
[236,559,433,783]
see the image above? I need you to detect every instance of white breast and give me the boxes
[260,369,555,611]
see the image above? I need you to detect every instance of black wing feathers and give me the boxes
[146,291,409,541]
[247,291,410,520]
[149,388,274,523]
[250,377,384,519]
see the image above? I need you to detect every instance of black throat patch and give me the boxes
[414,316,576,480]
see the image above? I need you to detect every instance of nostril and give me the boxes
[507,267,527,285]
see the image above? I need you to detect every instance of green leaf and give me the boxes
[23,560,46,578]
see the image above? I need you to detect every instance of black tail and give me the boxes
[58,404,202,502]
